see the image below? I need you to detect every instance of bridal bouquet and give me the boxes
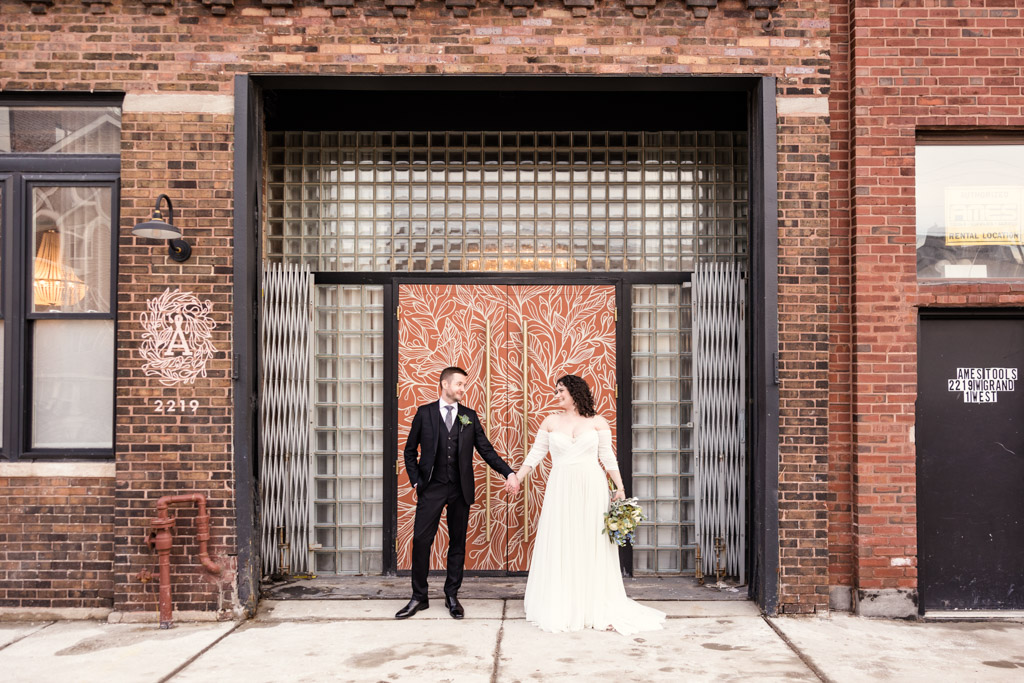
[603,493,647,547]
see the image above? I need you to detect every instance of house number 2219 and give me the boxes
[152,399,200,414]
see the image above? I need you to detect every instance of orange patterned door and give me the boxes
[396,284,617,573]
[505,285,617,571]
[397,285,512,572]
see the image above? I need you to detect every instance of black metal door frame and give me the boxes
[383,273,688,578]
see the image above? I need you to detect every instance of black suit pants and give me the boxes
[411,480,469,601]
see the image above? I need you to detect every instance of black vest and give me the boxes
[431,410,460,486]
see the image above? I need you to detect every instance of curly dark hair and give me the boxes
[556,374,597,418]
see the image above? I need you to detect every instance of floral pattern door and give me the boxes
[396,284,617,573]
[504,285,618,571]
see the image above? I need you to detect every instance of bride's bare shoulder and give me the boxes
[539,414,557,431]
[591,414,611,431]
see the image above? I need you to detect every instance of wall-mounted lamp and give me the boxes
[132,194,191,263]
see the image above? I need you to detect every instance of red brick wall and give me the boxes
[0,475,115,610]
[776,108,832,613]
[1,0,832,615]
[0,2,827,89]
[114,110,238,614]
[827,0,854,599]
[844,1,1024,601]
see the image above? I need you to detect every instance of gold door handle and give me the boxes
[484,318,492,543]
[522,317,530,543]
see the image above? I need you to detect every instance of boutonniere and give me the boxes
[457,414,472,427]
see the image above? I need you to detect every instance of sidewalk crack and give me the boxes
[490,599,507,683]
[0,621,57,653]
[159,620,245,683]
[762,615,832,683]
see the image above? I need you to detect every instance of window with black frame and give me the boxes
[0,102,120,460]
[917,139,1024,280]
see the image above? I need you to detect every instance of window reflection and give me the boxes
[0,106,121,155]
[917,144,1024,280]
[31,186,112,313]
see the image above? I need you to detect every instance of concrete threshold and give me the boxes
[260,574,749,602]
[924,610,1024,622]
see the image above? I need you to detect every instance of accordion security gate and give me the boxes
[259,262,315,575]
[693,263,747,583]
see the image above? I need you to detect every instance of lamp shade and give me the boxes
[132,217,181,240]
[34,230,88,308]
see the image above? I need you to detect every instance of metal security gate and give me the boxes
[259,262,314,576]
[693,263,747,583]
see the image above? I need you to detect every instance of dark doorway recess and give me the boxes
[918,311,1024,612]
[234,74,779,614]
[264,86,747,132]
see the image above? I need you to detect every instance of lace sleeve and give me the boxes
[523,429,550,470]
[597,430,619,472]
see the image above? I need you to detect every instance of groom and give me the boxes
[396,366,520,620]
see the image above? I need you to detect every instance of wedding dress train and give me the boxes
[522,429,666,635]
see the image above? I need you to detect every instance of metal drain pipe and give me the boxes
[146,493,222,629]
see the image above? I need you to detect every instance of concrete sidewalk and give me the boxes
[2,600,1023,682]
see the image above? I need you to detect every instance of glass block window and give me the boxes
[631,284,694,574]
[312,285,385,574]
[265,131,748,272]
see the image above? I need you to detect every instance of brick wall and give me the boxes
[826,0,853,604]
[775,103,831,613]
[841,1,1024,610]
[1,0,832,615]
[0,473,115,610]
[114,110,238,614]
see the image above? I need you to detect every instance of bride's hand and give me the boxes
[611,489,625,502]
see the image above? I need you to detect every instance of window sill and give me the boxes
[0,461,115,478]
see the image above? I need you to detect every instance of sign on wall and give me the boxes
[944,186,1024,245]
[946,366,1018,404]
[140,288,216,387]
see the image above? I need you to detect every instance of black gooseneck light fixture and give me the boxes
[132,194,192,263]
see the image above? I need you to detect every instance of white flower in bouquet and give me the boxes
[603,484,647,547]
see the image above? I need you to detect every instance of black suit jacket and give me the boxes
[403,402,513,505]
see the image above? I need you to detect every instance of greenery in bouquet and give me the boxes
[603,488,647,547]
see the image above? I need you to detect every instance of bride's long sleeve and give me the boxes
[597,430,619,472]
[522,429,550,470]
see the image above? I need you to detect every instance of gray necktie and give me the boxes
[444,405,454,432]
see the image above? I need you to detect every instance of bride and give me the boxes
[513,374,666,635]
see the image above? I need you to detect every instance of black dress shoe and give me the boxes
[445,595,464,619]
[395,598,429,619]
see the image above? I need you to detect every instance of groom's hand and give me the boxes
[504,473,520,495]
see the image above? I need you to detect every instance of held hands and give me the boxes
[503,473,521,495]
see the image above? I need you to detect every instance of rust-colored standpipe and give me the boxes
[146,493,222,629]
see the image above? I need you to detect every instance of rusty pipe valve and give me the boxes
[146,493,222,629]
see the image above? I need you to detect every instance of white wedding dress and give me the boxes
[522,428,666,635]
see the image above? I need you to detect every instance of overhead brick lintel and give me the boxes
[777,96,828,117]
[123,93,234,115]
[0,462,115,478]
